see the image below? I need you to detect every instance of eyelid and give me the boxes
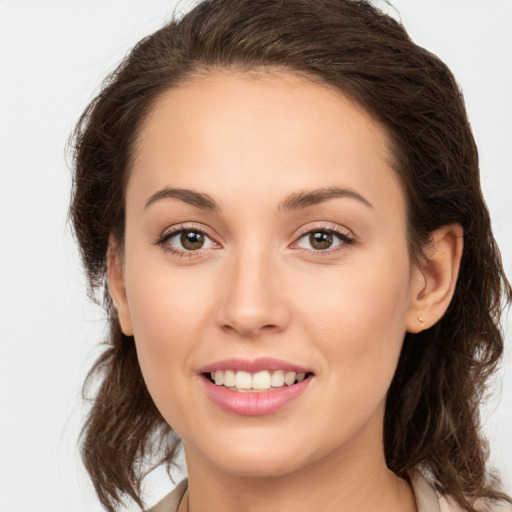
[158,222,217,242]
[290,222,355,253]
[155,222,221,257]
[155,221,355,258]
[293,222,353,240]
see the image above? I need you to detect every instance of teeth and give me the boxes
[214,370,224,386]
[235,371,252,390]
[208,369,308,391]
[271,370,285,387]
[224,369,236,387]
[284,371,296,385]
[252,371,271,390]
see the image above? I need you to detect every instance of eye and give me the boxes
[293,226,354,253]
[157,226,219,256]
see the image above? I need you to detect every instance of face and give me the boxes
[112,71,425,478]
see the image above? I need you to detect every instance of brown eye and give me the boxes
[309,231,333,250]
[293,227,354,254]
[158,227,218,255]
[181,230,205,250]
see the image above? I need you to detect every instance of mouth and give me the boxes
[199,358,315,415]
[203,369,314,392]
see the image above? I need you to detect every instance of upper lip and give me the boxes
[199,357,313,374]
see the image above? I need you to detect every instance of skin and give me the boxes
[109,71,463,512]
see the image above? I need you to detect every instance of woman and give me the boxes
[69,0,511,511]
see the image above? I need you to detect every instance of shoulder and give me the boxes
[145,479,188,512]
[410,470,512,512]
[439,495,512,512]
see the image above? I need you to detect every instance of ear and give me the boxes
[107,235,134,336]
[406,224,463,333]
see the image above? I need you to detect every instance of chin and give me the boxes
[182,427,311,478]
[211,450,307,478]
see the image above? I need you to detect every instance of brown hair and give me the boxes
[69,0,512,510]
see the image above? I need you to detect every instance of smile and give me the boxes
[207,369,309,391]
[199,358,314,415]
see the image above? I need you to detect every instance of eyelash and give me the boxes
[154,223,215,259]
[155,223,355,259]
[294,224,355,255]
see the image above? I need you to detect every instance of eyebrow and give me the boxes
[144,186,373,212]
[278,186,373,212]
[145,187,220,211]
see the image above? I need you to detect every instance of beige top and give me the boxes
[147,473,511,512]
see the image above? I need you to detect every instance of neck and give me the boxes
[182,423,416,512]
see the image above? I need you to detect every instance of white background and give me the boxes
[0,1,511,511]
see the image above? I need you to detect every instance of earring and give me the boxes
[417,317,425,330]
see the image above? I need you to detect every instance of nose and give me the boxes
[215,244,290,338]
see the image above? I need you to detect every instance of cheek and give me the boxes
[129,276,208,341]
[124,234,214,348]
[278,256,411,456]
[122,253,217,414]
[296,249,412,395]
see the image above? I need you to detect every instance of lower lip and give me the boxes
[201,376,312,416]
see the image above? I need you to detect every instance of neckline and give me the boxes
[409,470,441,512]
[148,472,441,512]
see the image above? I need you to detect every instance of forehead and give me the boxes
[128,70,404,219]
